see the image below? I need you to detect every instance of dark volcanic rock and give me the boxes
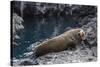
[81,17,97,47]
[11,1,97,18]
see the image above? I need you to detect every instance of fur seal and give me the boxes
[33,28,85,57]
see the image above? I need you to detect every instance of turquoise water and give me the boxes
[13,16,79,59]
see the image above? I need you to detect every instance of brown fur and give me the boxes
[34,28,85,57]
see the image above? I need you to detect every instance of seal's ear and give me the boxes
[78,30,85,40]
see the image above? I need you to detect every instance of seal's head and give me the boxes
[78,29,86,41]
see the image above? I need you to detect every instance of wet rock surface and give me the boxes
[12,47,97,65]
[37,48,97,64]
